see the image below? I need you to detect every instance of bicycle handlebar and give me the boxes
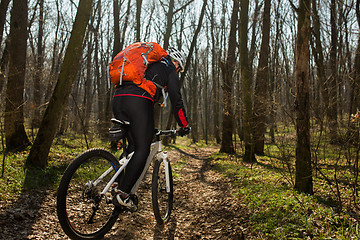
[155,127,191,138]
[155,129,178,137]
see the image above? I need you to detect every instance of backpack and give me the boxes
[109,42,168,98]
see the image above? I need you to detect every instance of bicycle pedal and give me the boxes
[112,197,138,212]
[129,204,138,212]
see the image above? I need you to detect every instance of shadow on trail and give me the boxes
[152,217,177,239]
[0,165,65,239]
[105,145,245,239]
[170,146,213,182]
[171,146,246,239]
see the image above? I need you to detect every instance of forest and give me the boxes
[1,0,360,239]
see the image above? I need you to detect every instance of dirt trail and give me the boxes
[0,146,249,239]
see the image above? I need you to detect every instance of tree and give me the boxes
[239,0,256,162]
[163,0,175,49]
[0,0,10,45]
[347,0,360,121]
[209,0,221,144]
[112,0,121,58]
[136,0,143,42]
[354,0,360,113]
[163,0,207,140]
[26,0,94,168]
[294,0,313,194]
[220,0,238,154]
[253,0,271,155]
[120,0,132,50]
[4,0,31,151]
[0,38,8,93]
[327,0,339,143]
[311,0,327,122]
[32,0,45,129]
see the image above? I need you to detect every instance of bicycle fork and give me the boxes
[158,151,171,193]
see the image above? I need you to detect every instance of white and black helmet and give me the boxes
[167,47,185,72]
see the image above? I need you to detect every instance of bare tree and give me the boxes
[4,0,30,151]
[354,0,360,112]
[239,0,256,162]
[328,0,339,143]
[0,38,8,93]
[120,0,132,50]
[136,0,143,42]
[253,0,271,155]
[294,0,313,194]
[209,0,221,144]
[164,0,207,138]
[163,0,175,49]
[113,0,121,58]
[311,0,327,122]
[26,0,94,168]
[32,0,45,129]
[220,0,238,154]
[0,0,10,45]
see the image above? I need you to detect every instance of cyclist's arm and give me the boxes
[167,71,189,128]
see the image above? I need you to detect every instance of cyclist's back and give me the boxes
[111,46,189,208]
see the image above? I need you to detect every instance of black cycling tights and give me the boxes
[112,95,154,194]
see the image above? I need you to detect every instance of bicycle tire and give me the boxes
[57,148,121,240]
[151,158,173,225]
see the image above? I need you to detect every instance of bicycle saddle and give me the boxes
[109,118,129,141]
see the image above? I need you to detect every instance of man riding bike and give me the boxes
[111,46,190,208]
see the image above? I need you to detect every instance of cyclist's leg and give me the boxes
[112,95,154,194]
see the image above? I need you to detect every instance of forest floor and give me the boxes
[0,145,250,240]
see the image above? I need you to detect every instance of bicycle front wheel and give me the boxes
[57,148,121,240]
[152,159,173,225]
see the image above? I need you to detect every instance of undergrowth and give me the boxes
[1,130,360,239]
[0,134,108,202]
[211,147,360,239]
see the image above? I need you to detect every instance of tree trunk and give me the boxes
[136,0,143,42]
[0,0,10,45]
[253,0,271,155]
[112,0,121,58]
[220,0,238,154]
[26,0,93,168]
[163,0,207,136]
[179,0,207,87]
[209,0,221,144]
[120,0,132,50]
[32,0,45,129]
[328,0,339,143]
[163,0,174,49]
[294,0,313,194]
[4,0,30,151]
[191,54,199,143]
[354,0,360,113]
[83,37,94,132]
[0,38,8,93]
[94,2,107,137]
[311,0,327,122]
[239,0,255,162]
[154,0,175,128]
[249,0,260,75]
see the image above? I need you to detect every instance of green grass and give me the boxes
[210,146,360,239]
[1,126,360,239]
[0,134,91,202]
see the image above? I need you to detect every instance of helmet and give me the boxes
[167,47,185,72]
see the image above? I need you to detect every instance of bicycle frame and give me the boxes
[99,136,170,197]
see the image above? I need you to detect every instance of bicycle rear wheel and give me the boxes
[152,159,173,225]
[57,148,121,240]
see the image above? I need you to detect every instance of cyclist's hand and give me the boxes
[178,127,191,137]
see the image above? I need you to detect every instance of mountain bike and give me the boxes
[56,118,180,240]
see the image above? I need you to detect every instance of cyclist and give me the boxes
[112,46,190,208]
